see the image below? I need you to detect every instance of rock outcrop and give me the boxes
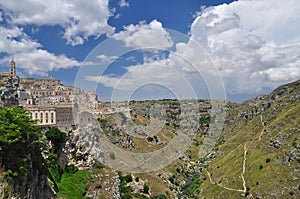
[64,126,104,169]
[0,75,19,107]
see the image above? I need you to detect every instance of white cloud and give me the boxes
[113,20,173,49]
[9,50,81,76]
[0,26,41,54]
[189,0,300,96]
[0,25,82,76]
[97,54,118,63]
[85,41,220,100]
[0,0,115,45]
[86,60,173,90]
[119,0,129,7]
[90,0,300,101]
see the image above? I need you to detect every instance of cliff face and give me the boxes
[0,75,19,107]
[0,77,56,199]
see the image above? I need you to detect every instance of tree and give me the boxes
[0,106,44,175]
[45,127,66,153]
[143,184,149,194]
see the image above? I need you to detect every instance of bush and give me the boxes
[93,161,105,169]
[45,128,66,153]
[266,158,271,163]
[150,194,167,199]
[124,174,133,183]
[65,165,77,174]
[143,184,149,194]
[135,176,139,182]
[110,152,116,160]
[121,193,133,199]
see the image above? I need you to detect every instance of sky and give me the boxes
[0,0,299,102]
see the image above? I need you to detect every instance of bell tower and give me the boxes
[10,58,16,76]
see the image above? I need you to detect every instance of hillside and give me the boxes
[0,79,299,199]
[196,80,300,198]
[75,80,299,199]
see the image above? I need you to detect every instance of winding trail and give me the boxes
[205,113,267,198]
[258,114,265,141]
[241,143,247,193]
[205,143,248,193]
[206,170,244,192]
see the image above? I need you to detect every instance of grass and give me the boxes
[197,95,300,198]
[57,170,91,199]
[184,174,201,197]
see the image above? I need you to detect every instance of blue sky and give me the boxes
[0,0,299,102]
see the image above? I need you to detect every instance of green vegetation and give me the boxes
[119,172,133,198]
[0,106,43,173]
[199,115,211,126]
[124,174,133,183]
[184,174,201,197]
[195,81,300,198]
[0,106,46,197]
[143,183,149,194]
[45,127,67,190]
[45,127,67,153]
[57,170,91,199]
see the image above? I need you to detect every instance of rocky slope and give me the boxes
[195,79,300,198]
[0,75,19,107]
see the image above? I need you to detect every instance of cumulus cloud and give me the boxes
[190,0,300,95]
[7,50,81,76]
[85,58,203,100]
[113,20,173,49]
[0,25,82,76]
[0,0,115,45]
[0,26,41,54]
[87,0,300,101]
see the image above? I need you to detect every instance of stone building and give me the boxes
[26,103,73,131]
[2,59,101,130]
[1,58,16,76]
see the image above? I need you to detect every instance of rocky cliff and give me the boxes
[0,75,19,107]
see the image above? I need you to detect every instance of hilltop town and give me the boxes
[0,59,105,131]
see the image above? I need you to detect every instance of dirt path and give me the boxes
[258,114,265,141]
[241,143,247,193]
[205,138,251,196]
[206,170,244,192]
[204,113,268,197]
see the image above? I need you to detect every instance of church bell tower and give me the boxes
[10,58,16,76]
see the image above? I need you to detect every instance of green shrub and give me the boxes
[143,184,149,194]
[93,161,105,169]
[124,174,133,183]
[121,193,133,199]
